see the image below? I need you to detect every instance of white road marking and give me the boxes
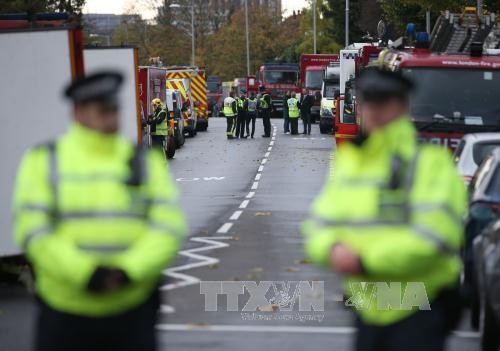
[159,305,176,314]
[255,173,262,181]
[270,141,275,146]
[157,324,480,338]
[261,158,268,164]
[258,165,264,172]
[216,222,233,234]
[251,182,259,190]
[157,324,355,334]
[264,152,270,158]
[246,191,255,198]
[229,210,243,220]
[239,200,250,209]
[267,147,272,151]
[176,177,225,182]
[161,236,233,291]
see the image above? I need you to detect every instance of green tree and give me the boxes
[295,0,342,55]
[200,6,302,80]
[378,0,467,35]
[0,0,86,17]
[322,0,364,45]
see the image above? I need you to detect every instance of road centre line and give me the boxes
[156,324,480,338]
[264,152,270,158]
[267,147,272,151]
[251,182,259,190]
[246,191,255,198]
[261,158,268,164]
[255,173,262,181]
[229,211,243,220]
[258,165,264,172]
[270,141,275,146]
[239,200,250,209]
[216,222,233,234]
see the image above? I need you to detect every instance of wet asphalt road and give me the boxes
[0,117,479,350]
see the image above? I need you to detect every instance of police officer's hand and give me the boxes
[330,243,363,276]
[88,267,130,292]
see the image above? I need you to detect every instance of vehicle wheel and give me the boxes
[164,136,176,159]
[479,290,500,351]
[188,128,196,137]
[319,124,327,134]
[176,131,185,148]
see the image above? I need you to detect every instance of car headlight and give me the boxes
[321,108,333,117]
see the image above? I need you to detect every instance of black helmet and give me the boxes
[356,66,413,102]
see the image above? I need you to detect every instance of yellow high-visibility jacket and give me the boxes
[13,123,186,317]
[302,116,466,326]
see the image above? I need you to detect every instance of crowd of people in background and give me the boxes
[223,87,315,140]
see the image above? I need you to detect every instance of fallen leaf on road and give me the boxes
[286,267,300,272]
[209,264,219,269]
[258,304,278,312]
[255,212,271,216]
[294,258,312,265]
[187,323,210,329]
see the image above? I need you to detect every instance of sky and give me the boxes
[83,0,309,19]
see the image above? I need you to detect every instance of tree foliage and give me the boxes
[199,6,301,80]
[0,0,86,16]
[378,0,468,35]
[295,0,342,55]
[322,0,364,45]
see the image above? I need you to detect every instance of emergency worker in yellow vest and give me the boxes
[287,94,301,135]
[223,91,238,139]
[302,64,466,351]
[13,72,187,351]
[148,98,169,150]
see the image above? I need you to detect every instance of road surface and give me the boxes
[0,118,479,350]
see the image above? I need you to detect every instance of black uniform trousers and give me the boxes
[289,117,299,135]
[247,112,257,137]
[302,111,311,134]
[355,286,462,351]
[35,292,160,351]
[151,135,165,150]
[261,108,271,137]
[236,112,247,138]
[226,116,236,138]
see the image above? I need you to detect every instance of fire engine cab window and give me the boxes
[324,84,339,98]
[264,71,298,84]
[403,68,500,127]
[453,139,466,164]
[473,142,500,166]
[207,82,218,92]
[305,71,324,90]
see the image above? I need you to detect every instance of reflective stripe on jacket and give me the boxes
[223,97,236,117]
[13,123,187,317]
[302,116,466,326]
[287,97,299,118]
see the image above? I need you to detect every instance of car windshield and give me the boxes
[403,68,500,127]
[486,165,500,198]
[323,83,339,98]
[473,142,500,165]
[207,81,219,92]
[264,71,298,84]
[305,70,324,89]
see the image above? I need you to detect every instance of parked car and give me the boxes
[473,218,500,351]
[453,133,500,184]
[463,148,500,338]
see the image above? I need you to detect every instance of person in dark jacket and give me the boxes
[282,91,291,134]
[300,89,314,135]
[259,86,272,138]
[235,92,248,139]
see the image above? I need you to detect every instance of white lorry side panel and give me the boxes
[339,49,359,95]
[0,30,74,257]
[83,47,140,142]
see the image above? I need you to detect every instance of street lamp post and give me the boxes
[345,0,349,47]
[170,2,195,66]
[313,0,317,54]
[245,0,250,76]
